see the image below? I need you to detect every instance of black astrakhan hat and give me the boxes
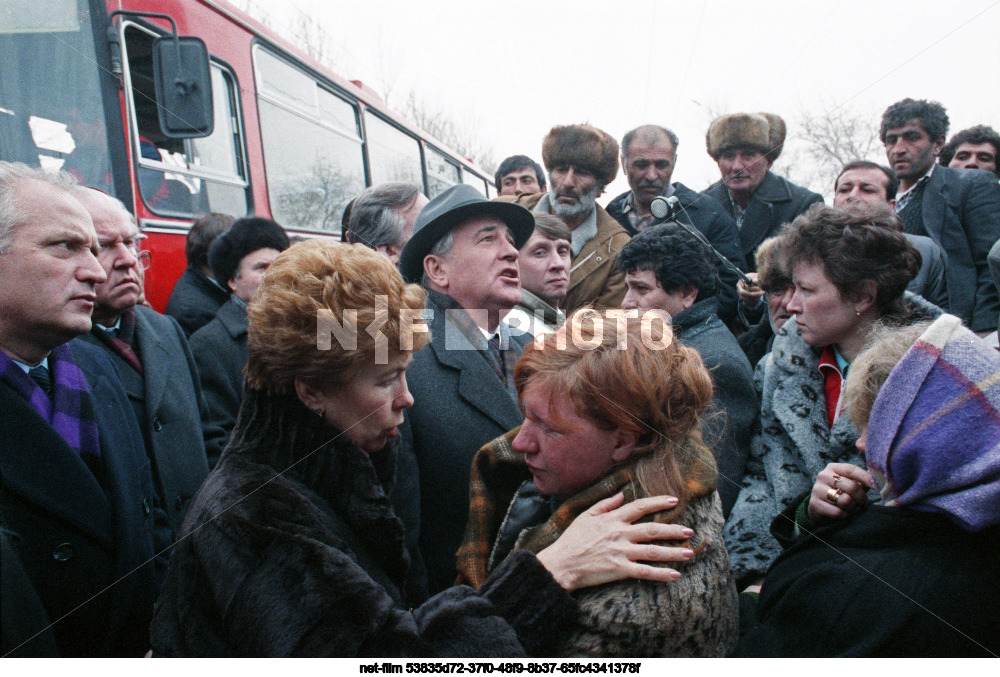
[208,216,289,284]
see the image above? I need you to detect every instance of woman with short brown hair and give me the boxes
[724,204,941,588]
[458,309,738,657]
[738,315,1000,656]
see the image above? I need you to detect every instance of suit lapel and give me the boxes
[740,172,788,256]
[134,309,168,415]
[428,302,521,431]
[0,383,113,546]
[921,168,947,243]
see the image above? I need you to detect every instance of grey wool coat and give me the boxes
[78,306,217,535]
[723,294,942,583]
[398,292,532,597]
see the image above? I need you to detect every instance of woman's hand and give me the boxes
[535,493,695,592]
[807,463,873,524]
[737,272,764,307]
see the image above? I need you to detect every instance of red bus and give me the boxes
[1,0,496,310]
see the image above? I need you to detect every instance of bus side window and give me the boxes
[424,146,461,198]
[254,46,366,235]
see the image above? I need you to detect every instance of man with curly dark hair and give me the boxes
[880,98,1000,334]
[617,223,756,516]
[938,124,1000,178]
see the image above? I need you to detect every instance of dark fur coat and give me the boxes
[150,388,575,657]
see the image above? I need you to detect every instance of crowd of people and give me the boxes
[1,97,999,658]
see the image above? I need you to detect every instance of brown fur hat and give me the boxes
[706,112,786,161]
[541,124,619,186]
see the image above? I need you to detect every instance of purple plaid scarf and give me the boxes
[0,343,102,460]
[92,307,143,374]
[866,314,1000,531]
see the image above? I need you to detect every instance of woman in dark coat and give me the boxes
[738,314,1000,656]
[150,241,692,657]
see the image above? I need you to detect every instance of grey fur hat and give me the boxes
[541,124,619,186]
[706,113,786,160]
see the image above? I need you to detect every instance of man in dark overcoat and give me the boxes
[74,188,222,536]
[702,112,823,270]
[164,212,234,337]
[189,217,289,459]
[0,162,161,656]
[397,184,536,597]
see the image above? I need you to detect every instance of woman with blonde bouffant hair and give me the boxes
[151,241,700,657]
[458,308,738,657]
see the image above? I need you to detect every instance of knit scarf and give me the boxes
[866,314,1000,531]
[456,426,717,588]
[0,343,102,460]
[92,307,143,374]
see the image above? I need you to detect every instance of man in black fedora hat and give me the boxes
[396,183,536,599]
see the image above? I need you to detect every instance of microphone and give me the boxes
[648,196,753,288]
[650,195,681,220]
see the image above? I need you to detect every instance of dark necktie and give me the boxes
[487,335,506,383]
[29,365,54,398]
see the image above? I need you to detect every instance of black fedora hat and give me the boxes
[398,184,535,284]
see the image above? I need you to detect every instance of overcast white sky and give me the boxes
[246,0,1000,201]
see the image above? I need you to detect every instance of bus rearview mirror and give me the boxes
[152,35,214,138]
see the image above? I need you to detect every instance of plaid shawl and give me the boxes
[92,307,143,374]
[866,314,1000,531]
[0,343,101,460]
[456,426,718,588]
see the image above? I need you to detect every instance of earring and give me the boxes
[856,309,862,317]
[313,406,325,419]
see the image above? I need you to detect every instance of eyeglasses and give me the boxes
[137,249,152,271]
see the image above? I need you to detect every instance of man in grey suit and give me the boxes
[397,184,536,597]
[881,98,1000,335]
[74,188,221,537]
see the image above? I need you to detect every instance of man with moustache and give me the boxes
[880,98,1000,334]
[502,124,630,312]
[398,184,536,597]
[703,112,823,270]
[606,124,747,324]
[74,187,219,537]
[0,163,159,656]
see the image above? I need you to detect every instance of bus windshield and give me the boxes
[0,0,122,198]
